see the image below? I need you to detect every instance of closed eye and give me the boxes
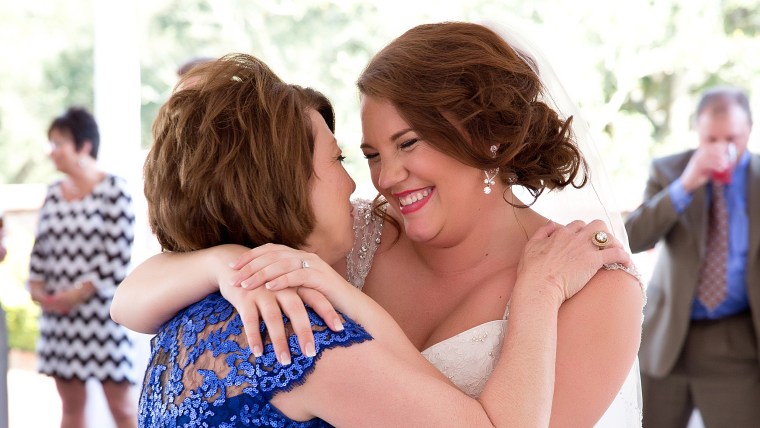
[400,138,419,149]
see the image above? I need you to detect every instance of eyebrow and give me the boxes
[360,128,415,150]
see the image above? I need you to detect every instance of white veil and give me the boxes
[483,19,644,428]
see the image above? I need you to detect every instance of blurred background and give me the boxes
[1,0,759,426]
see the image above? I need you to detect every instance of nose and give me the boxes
[376,156,407,191]
[348,173,356,194]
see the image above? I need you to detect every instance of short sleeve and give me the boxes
[139,292,372,427]
[255,302,374,398]
[28,184,56,283]
[84,175,134,294]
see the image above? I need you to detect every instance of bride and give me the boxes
[114,21,644,426]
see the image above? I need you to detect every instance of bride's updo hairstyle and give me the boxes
[146,53,335,252]
[357,21,588,203]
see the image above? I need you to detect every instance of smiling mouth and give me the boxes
[398,188,432,207]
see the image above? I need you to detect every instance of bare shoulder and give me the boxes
[559,267,644,341]
[567,267,644,317]
[586,267,644,305]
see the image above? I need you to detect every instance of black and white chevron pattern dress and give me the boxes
[29,175,136,383]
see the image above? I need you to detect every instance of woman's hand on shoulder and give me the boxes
[230,243,354,299]
[224,243,346,365]
[517,219,631,305]
[219,284,340,365]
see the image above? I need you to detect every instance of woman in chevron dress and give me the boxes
[28,106,137,428]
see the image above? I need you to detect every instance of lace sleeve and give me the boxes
[139,292,372,427]
[346,199,385,290]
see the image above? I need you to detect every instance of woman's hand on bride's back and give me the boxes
[517,219,631,304]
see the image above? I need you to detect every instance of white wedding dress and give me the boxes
[347,199,644,427]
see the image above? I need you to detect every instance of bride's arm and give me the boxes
[548,268,643,426]
[111,246,237,333]
[277,286,566,426]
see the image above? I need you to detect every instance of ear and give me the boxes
[80,140,93,156]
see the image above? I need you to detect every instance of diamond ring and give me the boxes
[301,259,310,269]
[591,231,610,249]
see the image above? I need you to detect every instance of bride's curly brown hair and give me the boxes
[357,21,587,216]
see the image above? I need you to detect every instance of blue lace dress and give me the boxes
[138,292,372,427]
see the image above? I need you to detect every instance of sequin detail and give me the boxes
[346,199,384,289]
[138,292,372,427]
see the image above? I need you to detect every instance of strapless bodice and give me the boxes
[421,320,507,397]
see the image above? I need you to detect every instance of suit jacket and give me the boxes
[625,149,760,377]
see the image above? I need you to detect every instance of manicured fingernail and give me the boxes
[305,342,316,358]
[279,352,291,366]
[241,281,250,289]
[252,345,263,357]
[333,319,344,331]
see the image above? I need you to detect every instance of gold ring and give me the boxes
[592,231,610,249]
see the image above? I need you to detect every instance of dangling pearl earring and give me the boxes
[483,145,499,195]
[483,169,498,194]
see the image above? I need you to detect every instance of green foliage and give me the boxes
[43,47,95,112]
[0,1,93,184]
[724,0,760,35]
[5,304,39,352]
[1,0,760,206]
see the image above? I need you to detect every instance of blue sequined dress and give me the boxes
[138,292,372,427]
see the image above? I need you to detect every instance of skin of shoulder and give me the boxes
[550,267,643,426]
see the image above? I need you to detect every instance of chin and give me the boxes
[402,224,437,244]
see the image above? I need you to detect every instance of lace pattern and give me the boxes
[346,199,384,289]
[138,292,372,427]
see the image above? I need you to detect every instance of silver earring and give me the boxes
[483,145,499,195]
[483,169,498,194]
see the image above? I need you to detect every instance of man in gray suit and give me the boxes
[626,86,760,427]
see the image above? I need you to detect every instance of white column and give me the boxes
[91,2,146,427]
[93,0,141,180]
